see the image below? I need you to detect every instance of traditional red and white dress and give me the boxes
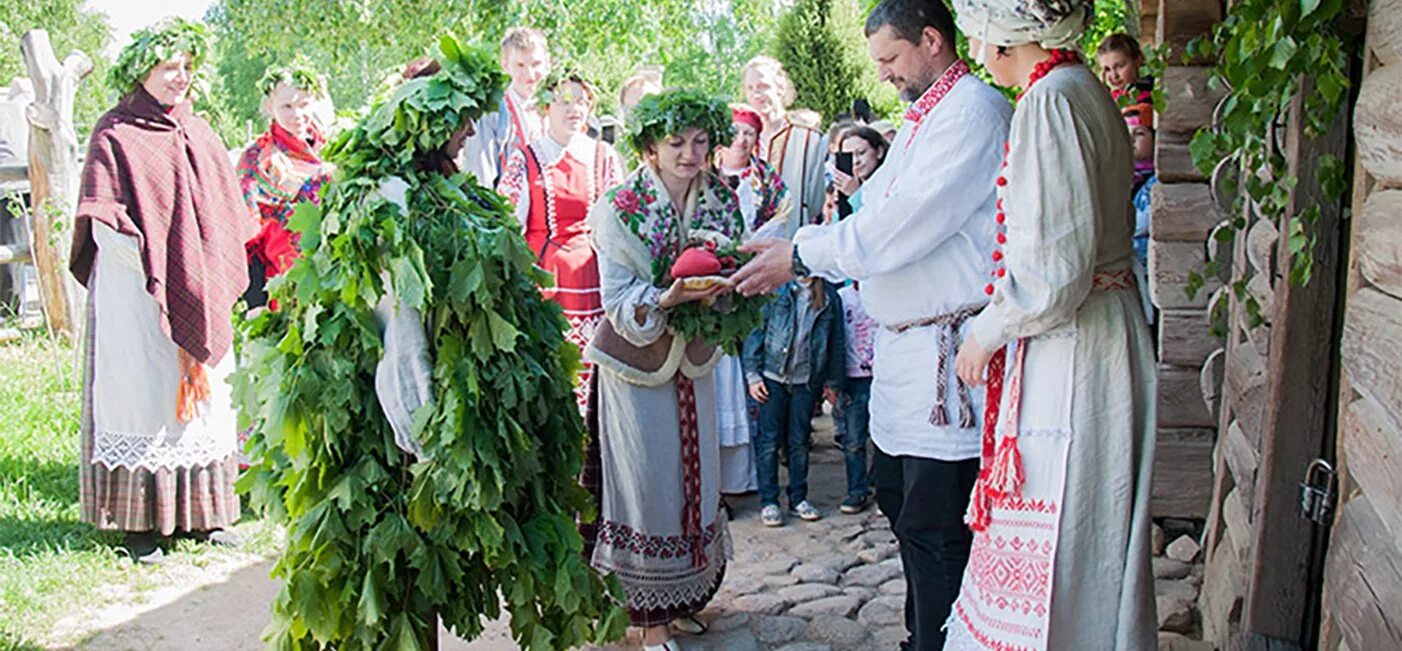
[498,134,623,410]
[462,88,544,188]
[945,4,1159,648]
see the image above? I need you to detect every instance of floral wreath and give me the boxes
[108,17,211,97]
[624,88,734,155]
[258,56,329,98]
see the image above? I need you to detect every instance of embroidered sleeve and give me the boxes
[495,147,531,230]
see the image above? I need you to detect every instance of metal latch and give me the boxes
[1299,459,1337,524]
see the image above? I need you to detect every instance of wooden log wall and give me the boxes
[1148,0,1224,520]
[1320,0,1402,647]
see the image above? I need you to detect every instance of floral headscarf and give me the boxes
[952,0,1093,63]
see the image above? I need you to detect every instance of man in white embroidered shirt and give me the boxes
[732,1,1011,648]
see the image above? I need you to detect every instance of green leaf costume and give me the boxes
[233,35,625,650]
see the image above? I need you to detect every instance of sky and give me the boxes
[84,0,217,55]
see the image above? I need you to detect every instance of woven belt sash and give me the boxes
[885,303,987,429]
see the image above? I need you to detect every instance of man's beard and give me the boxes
[897,62,941,102]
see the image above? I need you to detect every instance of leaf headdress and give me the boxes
[322,35,507,179]
[624,88,733,155]
[107,18,211,97]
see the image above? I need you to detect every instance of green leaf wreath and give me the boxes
[232,34,625,650]
[108,17,211,95]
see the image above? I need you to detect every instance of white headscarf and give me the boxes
[952,0,1094,64]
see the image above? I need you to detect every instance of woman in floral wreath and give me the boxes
[946,1,1157,649]
[497,68,623,411]
[712,103,791,495]
[580,88,744,651]
[238,60,334,310]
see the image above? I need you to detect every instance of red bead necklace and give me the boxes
[985,49,1082,296]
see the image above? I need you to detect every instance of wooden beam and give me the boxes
[1355,189,1402,299]
[1156,133,1209,183]
[1160,67,1226,134]
[1155,0,1222,64]
[1355,63,1402,188]
[1159,363,1216,428]
[1322,496,1402,651]
[1340,287,1402,434]
[1150,239,1219,309]
[20,29,91,342]
[1159,309,1217,366]
[1340,396,1402,542]
[1151,427,1216,518]
[1152,182,1225,241]
[1244,75,1349,643]
[1366,0,1402,66]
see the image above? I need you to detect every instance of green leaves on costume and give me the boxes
[323,35,508,185]
[107,17,211,95]
[624,88,733,155]
[233,34,624,651]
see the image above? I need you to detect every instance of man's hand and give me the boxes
[748,381,770,403]
[733,238,795,296]
[955,335,996,387]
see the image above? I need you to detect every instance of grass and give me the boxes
[0,333,279,648]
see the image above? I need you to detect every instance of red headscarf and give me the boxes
[731,105,764,137]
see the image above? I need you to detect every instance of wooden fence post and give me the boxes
[21,29,91,341]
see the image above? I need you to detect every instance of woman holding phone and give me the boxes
[831,125,889,216]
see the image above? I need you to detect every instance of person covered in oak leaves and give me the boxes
[238,58,334,310]
[730,0,1012,647]
[496,67,624,411]
[580,89,745,651]
[459,26,550,187]
[946,1,1158,649]
[71,18,256,565]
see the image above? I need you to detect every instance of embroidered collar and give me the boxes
[903,60,972,124]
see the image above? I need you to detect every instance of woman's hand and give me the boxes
[832,170,860,196]
[748,381,770,403]
[955,336,996,387]
[658,277,731,309]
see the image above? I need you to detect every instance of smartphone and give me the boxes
[835,151,854,176]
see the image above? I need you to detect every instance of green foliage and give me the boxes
[624,88,733,156]
[1078,0,1137,56]
[773,0,901,125]
[0,0,113,139]
[204,0,781,147]
[1183,0,1354,302]
[107,18,211,96]
[234,34,624,650]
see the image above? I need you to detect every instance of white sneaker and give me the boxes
[761,503,784,527]
[644,640,681,651]
[791,500,822,521]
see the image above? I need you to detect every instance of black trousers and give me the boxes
[873,447,980,650]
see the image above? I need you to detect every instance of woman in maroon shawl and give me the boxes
[71,18,256,564]
[238,61,333,309]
